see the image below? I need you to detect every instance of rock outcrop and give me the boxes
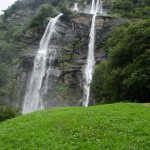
[12,12,124,109]
[7,9,35,25]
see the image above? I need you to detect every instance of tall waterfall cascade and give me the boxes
[22,14,63,114]
[74,3,78,12]
[82,0,103,107]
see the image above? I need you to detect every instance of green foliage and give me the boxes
[90,62,111,104]
[61,38,81,64]
[28,4,56,28]
[0,41,15,63]
[110,0,150,19]
[28,3,56,29]
[0,106,20,122]
[0,64,19,103]
[0,103,149,149]
[4,25,24,42]
[111,0,134,11]
[0,39,23,99]
[58,2,73,16]
[91,19,150,103]
[3,0,43,19]
[0,21,26,105]
[0,63,9,97]
[55,83,74,101]
[59,48,77,70]
[36,3,56,18]
[3,0,75,19]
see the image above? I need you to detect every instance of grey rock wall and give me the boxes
[13,13,123,109]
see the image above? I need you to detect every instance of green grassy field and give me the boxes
[0,103,150,150]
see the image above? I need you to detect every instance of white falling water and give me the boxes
[90,0,96,14]
[74,3,78,12]
[96,0,100,13]
[22,14,63,114]
[82,0,102,107]
[100,0,103,13]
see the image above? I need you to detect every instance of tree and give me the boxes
[90,62,111,104]
[110,0,150,19]
[28,3,56,29]
[91,19,150,103]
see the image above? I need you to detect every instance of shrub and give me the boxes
[58,2,73,16]
[28,3,56,29]
[0,106,20,122]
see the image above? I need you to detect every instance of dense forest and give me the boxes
[0,0,150,121]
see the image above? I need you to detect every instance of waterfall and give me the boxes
[82,0,101,107]
[82,14,96,107]
[96,0,100,13]
[90,0,96,14]
[100,0,103,13]
[74,3,78,12]
[22,14,63,114]
[90,0,103,14]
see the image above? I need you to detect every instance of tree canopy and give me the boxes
[91,19,150,104]
[110,0,150,18]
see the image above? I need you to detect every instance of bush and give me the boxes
[0,106,20,122]
[90,62,112,104]
[58,2,73,16]
[28,3,56,29]
[110,0,150,19]
[111,0,134,12]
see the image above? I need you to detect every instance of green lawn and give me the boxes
[0,103,150,150]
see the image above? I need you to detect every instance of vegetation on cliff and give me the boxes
[91,19,150,104]
[0,16,26,109]
[91,0,150,104]
[0,0,149,120]
[0,103,150,149]
[110,0,150,19]
[3,0,75,20]
[0,0,76,120]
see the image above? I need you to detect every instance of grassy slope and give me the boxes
[0,103,150,150]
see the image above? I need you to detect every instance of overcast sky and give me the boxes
[0,0,17,14]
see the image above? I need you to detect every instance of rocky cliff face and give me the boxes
[6,8,35,25]
[12,12,123,109]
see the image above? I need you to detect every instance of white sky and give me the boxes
[0,0,18,14]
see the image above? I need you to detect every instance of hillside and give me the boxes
[0,103,150,149]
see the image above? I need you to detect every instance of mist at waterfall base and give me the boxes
[82,0,103,107]
[22,14,62,114]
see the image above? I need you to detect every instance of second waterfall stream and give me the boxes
[22,14,63,114]
[22,0,103,113]
[82,0,103,107]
